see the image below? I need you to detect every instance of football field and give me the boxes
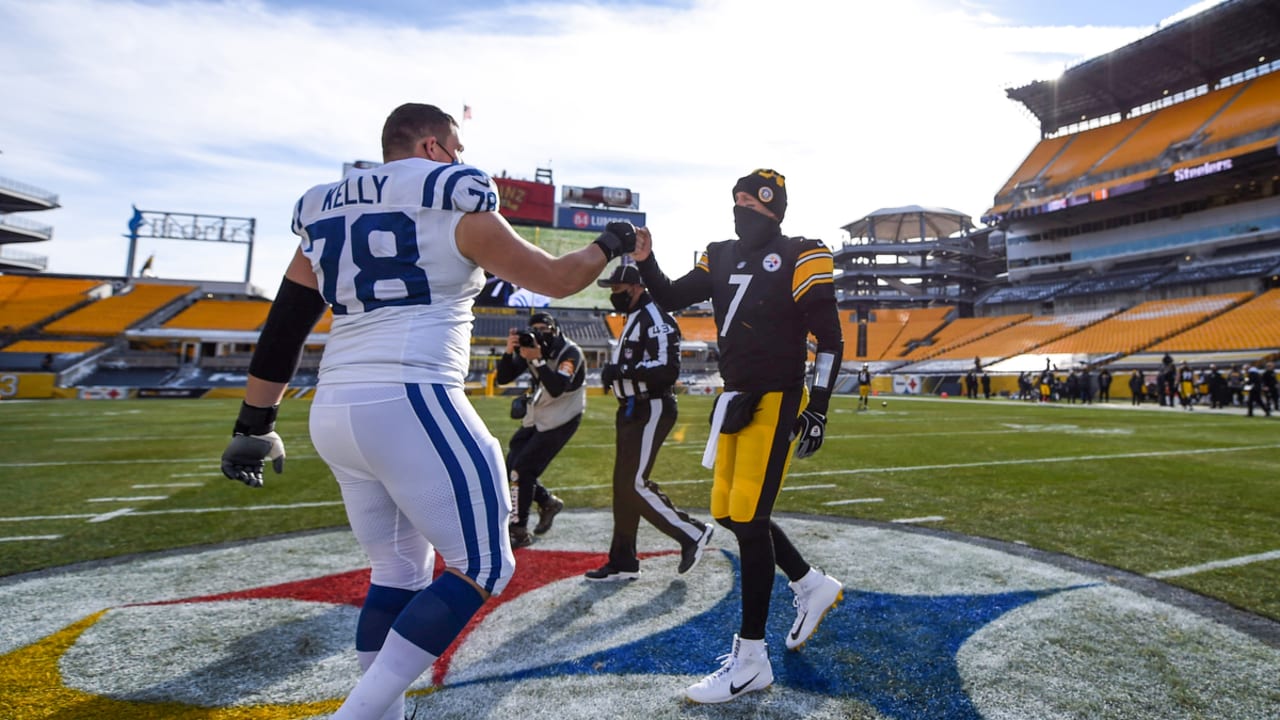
[1,393,1277,620]
[1,393,1279,718]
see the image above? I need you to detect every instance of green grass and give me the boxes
[1,394,1277,621]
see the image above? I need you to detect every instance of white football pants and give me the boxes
[310,383,515,595]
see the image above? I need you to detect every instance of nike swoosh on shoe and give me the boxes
[729,674,759,695]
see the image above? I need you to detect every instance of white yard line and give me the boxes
[823,498,884,506]
[892,516,946,524]
[89,508,135,523]
[0,535,62,542]
[87,496,168,502]
[135,483,204,488]
[0,455,318,468]
[1149,549,1280,578]
[0,513,100,522]
[781,484,837,491]
[55,436,215,442]
[789,443,1280,478]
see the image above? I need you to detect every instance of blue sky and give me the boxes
[0,0,1225,291]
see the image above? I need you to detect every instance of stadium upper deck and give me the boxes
[984,0,1280,288]
[0,170,59,272]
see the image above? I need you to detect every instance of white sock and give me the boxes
[333,631,435,720]
[798,567,824,591]
[355,650,405,720]
[737,636,767,657]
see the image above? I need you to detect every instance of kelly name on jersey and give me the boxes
[290,159,499,316]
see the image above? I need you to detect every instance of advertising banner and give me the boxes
[555,206,647,231]
[494,177,556,225]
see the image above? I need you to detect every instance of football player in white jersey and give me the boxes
[220,103,636,720]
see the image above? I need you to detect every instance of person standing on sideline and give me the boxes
[856,363,873,410]
[1178,362,1196,410]
[219,102,636,720]
[980,369,991,400]
[1246,364,1272,417]
[1129,369,1145,406]
[1098,367,1112,403]
[633,169,845,704]
[585,263,715,582]
[1263,361,1278,412]
[495,311,582,548]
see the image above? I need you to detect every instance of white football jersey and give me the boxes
[291,158,499,386]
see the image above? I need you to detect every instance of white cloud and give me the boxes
[0,0,1160,291]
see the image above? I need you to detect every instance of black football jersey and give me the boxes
[639,235,842,393]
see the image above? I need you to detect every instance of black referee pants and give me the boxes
[507,414,581,526]
[607,395,704,572]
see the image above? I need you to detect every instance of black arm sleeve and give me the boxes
[494,352,527,385]
[637,253,712,313]
[248,277,329,383]
[536,344,584,397]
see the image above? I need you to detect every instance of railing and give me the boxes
[0,246,48,269]
[0,176,59,205]
[0,214,54,238]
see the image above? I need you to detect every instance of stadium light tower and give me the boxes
[124,206,256,282]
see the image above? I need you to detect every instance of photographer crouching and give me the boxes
[495,312,584,547]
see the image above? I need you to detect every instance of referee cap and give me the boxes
[596,264,642,287]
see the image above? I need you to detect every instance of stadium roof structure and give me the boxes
[842,205,972,243]
[1007,0,1280,136]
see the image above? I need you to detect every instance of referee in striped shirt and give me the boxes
[585,263,714,582]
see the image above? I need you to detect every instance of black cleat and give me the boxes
[533,495,564,535]
[679,524,715,574]
[510,524,533,548]
[584,564,640,582]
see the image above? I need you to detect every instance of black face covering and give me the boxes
[733,205,781,251]
[609,290,633,313]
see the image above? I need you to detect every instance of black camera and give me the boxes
[517,330,539,348]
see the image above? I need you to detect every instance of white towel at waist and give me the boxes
[702,390,739,469]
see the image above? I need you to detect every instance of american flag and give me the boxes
[463,104,472,120]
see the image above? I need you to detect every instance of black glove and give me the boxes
[791,408,826,459]
[221,402,285,488]
[592,222,637,261]
[601,363,621,390]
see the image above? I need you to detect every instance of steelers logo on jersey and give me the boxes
[763,253,782,272]
[758,186,774,204]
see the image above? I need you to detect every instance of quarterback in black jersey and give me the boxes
[634,169,845,704]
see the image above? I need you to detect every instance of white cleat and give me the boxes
[685,634,774,704]
[786,568,843,650]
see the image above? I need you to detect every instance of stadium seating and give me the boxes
[901,314,1031,360]
[1150,289,1280,352]
[161,299,271,331]
[0,276,105,333]
[930,309,1115,360]
[845,306,953,361]
[43,283,195,336]
[1091,89,1232,177]
[2,339,103,354]
[1035,293,1249,355]
[994,134,1072,199]
[1152,256,1280,287]
[982,279,1078,304]
[674,315,718,343]
[1199,70,1280,144]
[1057,269,1170,297]
[1039,115,1146,188]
